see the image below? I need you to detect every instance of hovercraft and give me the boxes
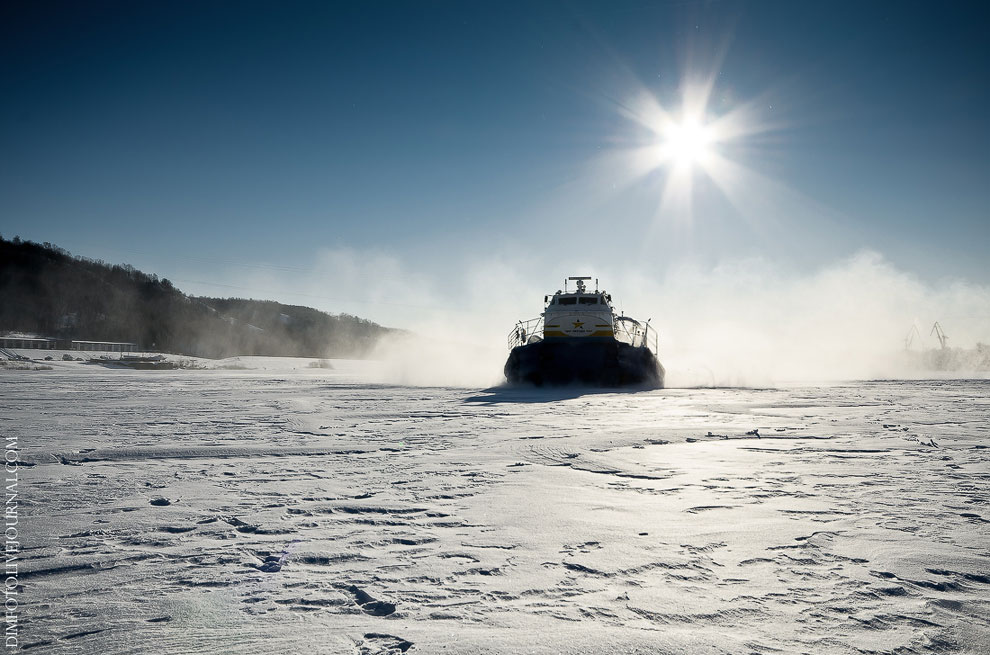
[504,277,664,387]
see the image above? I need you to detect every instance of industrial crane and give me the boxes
[930,322,948,350]
[904,323,922,350]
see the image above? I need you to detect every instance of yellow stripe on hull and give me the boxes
[544,330,615,338]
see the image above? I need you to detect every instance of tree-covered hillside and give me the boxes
[0,236,395,358]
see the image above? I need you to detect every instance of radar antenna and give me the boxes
[567,276,592,294]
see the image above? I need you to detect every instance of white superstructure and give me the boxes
[543,276,615,339]
[507,276,656,352]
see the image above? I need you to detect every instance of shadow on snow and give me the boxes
[463,383,658,405]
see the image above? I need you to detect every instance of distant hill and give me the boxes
[0,236,396,358]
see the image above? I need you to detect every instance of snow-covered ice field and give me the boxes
[3,358,989,654]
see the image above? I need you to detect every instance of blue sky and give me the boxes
[2,1,988,326]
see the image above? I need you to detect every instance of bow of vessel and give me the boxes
[504,276,664,387]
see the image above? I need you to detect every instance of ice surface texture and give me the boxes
[4,364,989,654]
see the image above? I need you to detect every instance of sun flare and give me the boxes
[663,116,714,166]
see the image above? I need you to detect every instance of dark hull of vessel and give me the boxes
[504,339,664,388]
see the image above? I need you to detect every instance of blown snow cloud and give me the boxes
[207,247,990,387]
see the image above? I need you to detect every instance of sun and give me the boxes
[607,74,781,226]
[662,114,715,167]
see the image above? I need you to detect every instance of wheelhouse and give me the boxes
[544,277,613,310]
[547,293,610,306]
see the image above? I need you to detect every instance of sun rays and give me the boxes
[608,72,789,228]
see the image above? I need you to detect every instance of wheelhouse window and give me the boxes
[557,296,577,305]
[578,296,599,305]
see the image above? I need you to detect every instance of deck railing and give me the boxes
[508,315,659,354]
[614,317,658,353]
[507,317,544,350]
[645,322,659,354]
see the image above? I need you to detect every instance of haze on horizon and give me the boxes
[2,1,988,349]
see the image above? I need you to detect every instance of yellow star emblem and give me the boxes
[572,320,585,329]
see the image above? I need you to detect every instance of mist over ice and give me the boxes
[225,247,990,388]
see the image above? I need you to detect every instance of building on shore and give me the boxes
[67,340,139,353]
[0,335,138,352]
[0,336,57,349]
